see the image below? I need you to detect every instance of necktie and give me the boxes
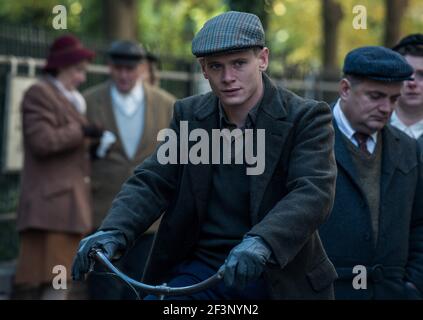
[353,132,370,155]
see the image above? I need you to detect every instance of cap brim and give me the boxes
[108,58,141,67]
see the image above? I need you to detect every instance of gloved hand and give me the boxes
[222,236,272,290]
[71,230,127,281]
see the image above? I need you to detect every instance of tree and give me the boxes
[384,0,409,47]
[104,0,139,41]
[321,0,344,76]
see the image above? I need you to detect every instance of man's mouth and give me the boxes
[404,92,421,97]
[222,88,241,94]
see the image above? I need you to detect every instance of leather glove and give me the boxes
[71,230,127,281]
[222,236,272,290]
[82,123,104,138]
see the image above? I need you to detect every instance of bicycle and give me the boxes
[89,248,224,300]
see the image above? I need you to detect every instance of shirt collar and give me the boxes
[47,75,86,114]
[218,99,261,130]
[111,81,145,117]
[391,111,423,139]
[333,99,378,143]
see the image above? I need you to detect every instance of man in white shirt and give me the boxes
[83,40,175,299]
[391,34,423,149]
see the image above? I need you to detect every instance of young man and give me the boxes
[319,46,423,299]
[83,41,175,299]
[72,11,338,300]
[391,34,423,150]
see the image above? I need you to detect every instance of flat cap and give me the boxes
[192,11,265,57]
[392,33,423,51]
[343,46,413,82]
[107,40,146,66]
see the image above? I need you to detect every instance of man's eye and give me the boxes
[391,96,400,103]
[209,64,221,70]
[368,93,382,100]
[234,61,246,67]
[414,71,423,81]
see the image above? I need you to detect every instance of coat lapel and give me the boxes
[380,126,402,199]
[249,74,292,224]
[44,79,87,126]
[100,82,128,160]
[133,83,155,162]
[333,121,364,194]
[188,94,219,222]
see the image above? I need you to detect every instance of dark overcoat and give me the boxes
[319,120,423,299]
[100,74,339,299]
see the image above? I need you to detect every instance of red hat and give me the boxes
[44,34,95,71]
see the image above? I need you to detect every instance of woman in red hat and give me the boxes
[13,34,101,300]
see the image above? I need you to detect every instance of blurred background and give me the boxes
[0,0,422,298]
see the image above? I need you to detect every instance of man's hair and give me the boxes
[396,44,423,57]
[342,74,366,87]
[198,46,264,63]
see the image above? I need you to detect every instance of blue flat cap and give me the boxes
[192,11,265,57]
[343,46,413,82]
[392,33,423,51]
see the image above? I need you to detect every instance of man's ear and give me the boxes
[198,58,208,79]
[258,47,269,72]
[339,78,351,100]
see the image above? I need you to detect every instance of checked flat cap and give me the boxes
[192,11,265,57]
[343,46,413,82]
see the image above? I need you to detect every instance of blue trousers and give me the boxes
[144,260,270,300]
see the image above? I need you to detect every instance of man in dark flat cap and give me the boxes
[391,34,423,150]
[72,11,338,299]
[319,46,423,299]
[82,40,175,299]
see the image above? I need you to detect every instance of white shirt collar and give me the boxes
[111,81,145,117]
[48,76,86,114]
[333,99,378,153]
[390,111,423,139]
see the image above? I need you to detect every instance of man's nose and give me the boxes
[222,67,235,83]
[379,99,394,113]
[405,77,417,88]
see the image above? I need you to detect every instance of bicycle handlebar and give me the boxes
[89,249,224,297]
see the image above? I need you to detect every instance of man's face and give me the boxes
[340,78,402,135]
[200,48,269,109]
[109,63,145,93]
[398,55,423,109]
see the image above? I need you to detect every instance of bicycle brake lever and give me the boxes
[88,248,103,273]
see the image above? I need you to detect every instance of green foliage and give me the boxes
[138,0,228,58]
[0,0,88,32]
[0,0,422,74]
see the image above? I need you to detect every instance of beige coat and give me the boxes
[17,78,92,234]
[83,81,175,229]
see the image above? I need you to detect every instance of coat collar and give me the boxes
[42,77,87,125]
[99,81,154,162]
[333,108,416,200]
[193,73,288,122]
[188,73,293,224]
